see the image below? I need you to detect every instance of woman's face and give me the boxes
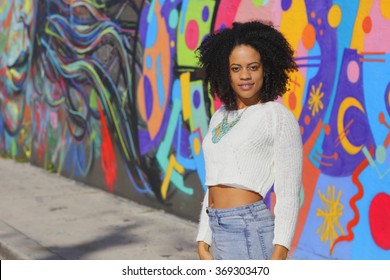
[229,44,264,109]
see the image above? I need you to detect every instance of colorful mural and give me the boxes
[0,0,389,259]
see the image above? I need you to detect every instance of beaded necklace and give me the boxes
[211,107,248,143]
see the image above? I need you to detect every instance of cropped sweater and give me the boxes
[196,101,303,250]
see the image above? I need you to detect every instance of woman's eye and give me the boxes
[231,67,240,72]
[249,66,258,71]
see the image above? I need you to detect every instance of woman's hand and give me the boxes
[198,241,213,260]
[271,244,288,260]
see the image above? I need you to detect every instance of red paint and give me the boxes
[369,193,390,250]
[330,145,371,254]
[98,102,117,192]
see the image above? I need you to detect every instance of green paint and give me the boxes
[156,99,194,196]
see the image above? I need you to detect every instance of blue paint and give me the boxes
[169,9,179,29]
[146,12,158,48]
[146,55,152,69]
[156,54,165,109]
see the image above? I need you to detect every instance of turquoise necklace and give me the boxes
[211,107,248,143]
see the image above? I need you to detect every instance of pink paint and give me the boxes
[50,111,58,129]
[347,60,360,83]
[213,0,240,30]
[364,0,390,52]
[98,102,117,192]
[185,20,199,50]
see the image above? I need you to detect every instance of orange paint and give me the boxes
[324,123,331,135]
[302,24,316,50]
[288,91,296,111]
[362,16,372,33]
[290,120,322,253]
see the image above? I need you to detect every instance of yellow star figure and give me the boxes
[308,82,324,116]
[316,185,345,248]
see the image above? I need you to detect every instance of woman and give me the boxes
[196,21,303,260]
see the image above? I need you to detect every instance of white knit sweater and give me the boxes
[196,101,303,250]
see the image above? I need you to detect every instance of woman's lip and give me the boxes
[238,83,254,90]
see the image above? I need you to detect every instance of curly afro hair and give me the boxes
[196,21,297,110]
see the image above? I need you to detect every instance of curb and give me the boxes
[0,221,61,260]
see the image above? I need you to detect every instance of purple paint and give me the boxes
[193,90,201,109]
[281,0,292,11]
[144,75,153,121]
[202,6,209,22]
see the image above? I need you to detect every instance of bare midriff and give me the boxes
[208,185,263,209]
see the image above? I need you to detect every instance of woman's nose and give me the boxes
[240,69,251,79]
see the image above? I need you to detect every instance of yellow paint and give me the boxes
[282,72,305,119]
[308,82,324,116]
[193,137,200,155]
[280,0,307,117]
[337,97,365,155]
[316,185,345,248]
[380,0,390,19]
[161,154,184,200]
[328,4,342,28]
[388,89,390,106]
[180,72,191,121]
[350,0,374,52]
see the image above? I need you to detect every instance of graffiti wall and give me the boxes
[0,0,389,259]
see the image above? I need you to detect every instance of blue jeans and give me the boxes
[207,200,274,260]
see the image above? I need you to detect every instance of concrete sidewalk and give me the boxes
[0,158,198,260]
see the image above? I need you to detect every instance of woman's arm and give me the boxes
[271,244,288,260]
[198,241,213,260]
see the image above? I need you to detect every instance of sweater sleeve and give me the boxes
[196,188,212,245]
[272,104,303,250]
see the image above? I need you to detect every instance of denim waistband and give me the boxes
[206,200,267,217]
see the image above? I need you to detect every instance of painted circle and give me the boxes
[288,92,296,110]
[169,9,179,29]
[328,4,342,28]
[302,24,316,50]
[143,75,153,121]
[362,16,372,33]
[304,115,311,125]
[202,6,209,22]
[324,123,331,135]
[281,0,292,11]
[193,89,201,109]
[193,137,201,155]
[369,193,390,250]
[185,20,199,51]
[347,60,360,83]
[376,145,386,164]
